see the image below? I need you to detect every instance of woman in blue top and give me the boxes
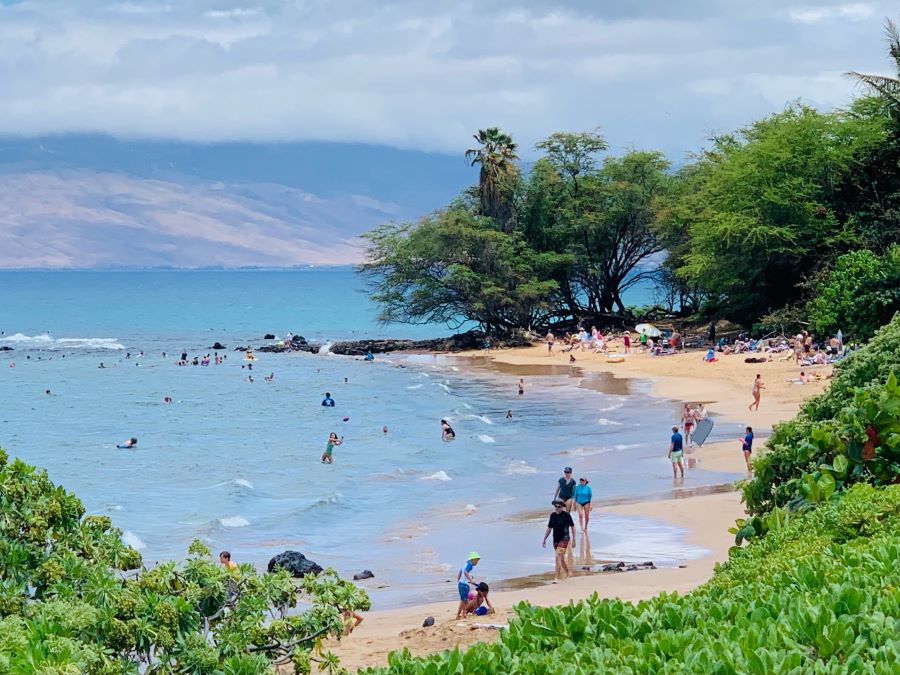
[740,426,753,471]
[574,477,593,531]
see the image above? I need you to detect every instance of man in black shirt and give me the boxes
[542,499,576,581]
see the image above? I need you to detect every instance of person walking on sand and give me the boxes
[623,332,631,354]
[668,426,685,478]
[749,374,764,411]
[574,477,593,531]
[321,432,342,464]
[554,467,576,512]
[546,331,555,355]
[456,551,481,619]
[740,426,754,471]
[542,499,576,581]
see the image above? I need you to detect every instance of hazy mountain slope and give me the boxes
[0,170,403,267]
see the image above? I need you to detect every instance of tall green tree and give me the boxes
[361,207,562,333]
[465,127,519,231]
[668,103,885,322]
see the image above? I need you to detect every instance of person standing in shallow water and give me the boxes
[668,426,684,479]
[542,500,576,582]
[321,432,342,464]
[554,467,576,512]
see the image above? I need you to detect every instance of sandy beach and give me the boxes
[327,343,831,671]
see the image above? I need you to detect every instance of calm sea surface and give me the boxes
[0,270,736,607]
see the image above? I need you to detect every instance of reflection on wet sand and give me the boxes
[451,356,633,396]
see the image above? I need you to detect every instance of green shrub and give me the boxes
[0,449,368,674]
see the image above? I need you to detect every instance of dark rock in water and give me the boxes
[210,342,226,350]
[353,569,375,580]
[264,333,276,340]
[234,346,249,352]
[422,616,435,627]
[329,330,531,356]
[0,346,12,351]
[601,562,626,572]
[267,551,323,577]
[257,334,320,354]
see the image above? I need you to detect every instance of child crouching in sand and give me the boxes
[456,552,481,619]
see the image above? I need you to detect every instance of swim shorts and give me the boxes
[670,451,684,463]
[555,538,569,550]
[458,582,470,601]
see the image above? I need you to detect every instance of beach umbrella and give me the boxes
[635,323,661,337]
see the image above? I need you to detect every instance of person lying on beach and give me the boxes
[441,419,456,441]
[456,552,481,619]
[465,582,495,616]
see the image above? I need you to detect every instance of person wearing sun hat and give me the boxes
[455,551,481,619]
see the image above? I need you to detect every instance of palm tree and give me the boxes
[848,19,900,107]
[465,127,519,229]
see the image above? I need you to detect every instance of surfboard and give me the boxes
[692,417,714,446]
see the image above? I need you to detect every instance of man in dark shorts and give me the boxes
[542,499,576,581]
[554,467,576,512]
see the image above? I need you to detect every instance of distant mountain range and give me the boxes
[0,135,472,268]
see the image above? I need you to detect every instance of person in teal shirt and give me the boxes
[573,477,593,531]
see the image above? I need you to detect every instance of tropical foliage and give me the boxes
[0,449,368,674]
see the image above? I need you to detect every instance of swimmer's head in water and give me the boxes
[130,437,137,444]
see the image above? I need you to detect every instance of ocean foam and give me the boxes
[406,384,423,390]
[436,382,451,393]
[597,418,623,426]
[598,402,624,412]
[468,414,493,425]
[122,530,146,550]
[423,470,452,482]
[0,333,124,350]
[505,460,538,474]
[478,434,496,444]
[219,515,250,528]
[233,478,254,489]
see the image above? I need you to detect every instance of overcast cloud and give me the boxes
[0,0,892,157]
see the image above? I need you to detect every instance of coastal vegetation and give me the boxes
[363,21,900,338]
[0,448,368,674]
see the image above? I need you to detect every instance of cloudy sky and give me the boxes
[0,0,893,158]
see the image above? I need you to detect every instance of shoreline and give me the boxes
[328,343,831,671]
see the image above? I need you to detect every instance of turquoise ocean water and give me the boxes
[0,269,737,607]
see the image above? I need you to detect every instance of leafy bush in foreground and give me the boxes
[365,483,900,675]
[0,449,369,674]
[743,312,900,516]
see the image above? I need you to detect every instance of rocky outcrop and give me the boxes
[210,342,226,350]
[263,334,276,340]
[267,551,323,577]
[0,346,12,351]
[329,330,531,356]
[353,569,374,580]
[257,334,320,354]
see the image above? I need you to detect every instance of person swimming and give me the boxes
[322,392,336,407]
[118,437,138,449]
[441,419,456,441]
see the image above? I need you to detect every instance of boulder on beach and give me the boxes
[267,551,323,577]
[329,330,530,356]
[353,569,374,580]
[422,616,435,627]
[210,342,226,350]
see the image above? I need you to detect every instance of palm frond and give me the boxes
[848,71,900,102]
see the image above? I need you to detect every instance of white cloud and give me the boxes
[789,3,874,24]
[0,0,893,158]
